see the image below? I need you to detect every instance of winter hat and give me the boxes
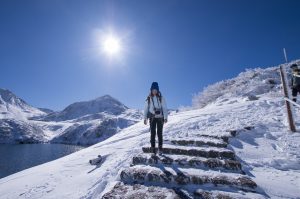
[290,64,298,69]
[150,82,159,91]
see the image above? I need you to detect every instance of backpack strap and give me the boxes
[158,92,162,102]
[156,93,164,116]
[147,93,163,110]
[293,74,300,78]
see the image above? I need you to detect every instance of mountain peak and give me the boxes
[0,88,27,106]
[94,95,126,106]
[95,94,115,101]
[0,88,16,98]
[0,88,47,119]
[42,94,129,121]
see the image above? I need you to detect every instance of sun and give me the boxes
[102,34,122,56]
[93,28,129,63]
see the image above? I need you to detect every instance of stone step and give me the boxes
[101,182,183,199]
[120,165,257,192]
[169,138,228,148]
[193,188,266,199]
[195,134,231,143]
[102,182,265,199]
[142,144,235,160]
[132,154,243,174]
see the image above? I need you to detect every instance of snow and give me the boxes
[39,95,128,122]
[0,90,143,145]
[148,143,233,153]
[166,136,227,145]
[1,90,300,198]
[1,62,300,198]
[0,122,149,199]
[253,167,300,199]
[0,88,46,120]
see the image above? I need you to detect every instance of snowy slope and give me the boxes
[0,62,299,198]
[192,60,300,108]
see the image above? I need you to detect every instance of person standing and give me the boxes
[290,63,298,74]
[291,67,300,102]
[144,82,168,155]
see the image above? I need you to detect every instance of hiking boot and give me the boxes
[151,147,156,156]
[158,146,163,155]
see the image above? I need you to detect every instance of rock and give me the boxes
[244,126,255,130]
[89,155,103,165]
[227,130,238,136]
[195,134,230,143]
[171,139,227,148]
[120,166,257,191]
[247,95,259,101]
[142,147,235,160]
[102,182,182,199]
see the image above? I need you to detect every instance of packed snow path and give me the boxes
[102,128,267,199]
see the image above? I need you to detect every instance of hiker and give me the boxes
[144,82,168,155]
[291,66,300,102]
[290,63,298,74]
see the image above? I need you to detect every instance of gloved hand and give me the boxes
[144,119,147,125]
[164,119,167,124]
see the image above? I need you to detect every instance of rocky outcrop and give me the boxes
[0,119,46,144]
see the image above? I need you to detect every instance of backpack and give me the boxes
[293,74,300,87]
[146,92,163,119]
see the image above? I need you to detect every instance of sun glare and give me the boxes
[102,35,122,56]
[93,28,129,64]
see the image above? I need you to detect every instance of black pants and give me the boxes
[150,117,164,149]
[292,86,300,102]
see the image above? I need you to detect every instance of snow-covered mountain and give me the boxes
[37,108,54,114]
[0,90,143,145]
[1,61,299,198]
[0,89,48,143]
[37,95,128,122]
[39,95,142,145]
[0,88,46,120]
[47,107,142,145]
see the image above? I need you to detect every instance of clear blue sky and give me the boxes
[0,0,299,110]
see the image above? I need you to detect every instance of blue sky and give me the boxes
[0,0,299,110]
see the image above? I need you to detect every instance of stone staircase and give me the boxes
[102,129,266,199]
